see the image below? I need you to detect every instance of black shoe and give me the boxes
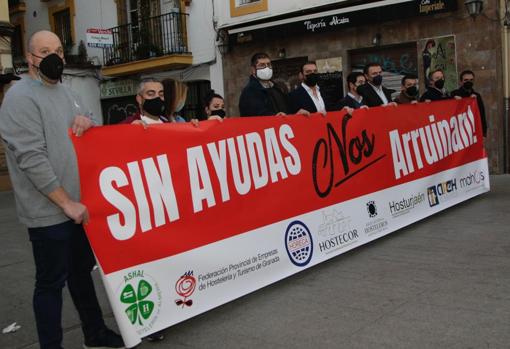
[83,328,125,349]
[146,330,164,342]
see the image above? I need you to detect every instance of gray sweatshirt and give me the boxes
[0,77,99,227]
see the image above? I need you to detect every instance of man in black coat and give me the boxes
[419,69,453,102]
[336,71,367,110]
[357,62,395,107]
[288,61,327,115]
[238,52,289,117]
[451,70,487,137]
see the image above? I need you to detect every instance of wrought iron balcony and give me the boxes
[103,12,190,67]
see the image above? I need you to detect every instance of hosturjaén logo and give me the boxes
[285,221,313,267]
[366,201,377,218]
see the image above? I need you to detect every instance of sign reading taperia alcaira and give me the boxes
[72,99,488,347]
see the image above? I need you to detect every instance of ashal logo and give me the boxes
[317,209,352,238]
[459,170,485,190]
[366,201,378,218]
[427,179,458,207]
[388,192,426,217]
[175,271,196,308]
[118,270,161,336]
[364,200,388,236]
[285,221,313,267]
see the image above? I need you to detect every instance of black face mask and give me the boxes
[434,79,445,89]
[33,53,64,82]
[210,109,226,118]
[405,86,418,97]
[143,97,166,116]
[356,84,365,95]
[304,73,320,87]
[463,81,474,90]
[372,75,383,86]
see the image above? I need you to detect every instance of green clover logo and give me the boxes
[120,279,155,325]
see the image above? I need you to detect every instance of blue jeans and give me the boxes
[29,220,106,349]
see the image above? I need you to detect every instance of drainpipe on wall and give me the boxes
[502,0,510,173]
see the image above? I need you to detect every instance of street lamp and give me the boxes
[216,29,229,55]
[464,0,484,18]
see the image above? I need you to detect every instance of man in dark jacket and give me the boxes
[239,53,289,117]
[336,71,367,110]
[357,62,395,107]
[288,61,327,115]
[394,74,420,104]
[451,70,487,137]
[419,69,453,102]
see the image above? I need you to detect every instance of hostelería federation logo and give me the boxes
[175,271,196,308]
[285,221,313,267]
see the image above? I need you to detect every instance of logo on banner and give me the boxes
[285,221,314,267]
[366,201,378,217]
[388,192,426,217]
[427,179,458,207]
[175,271,196,308]
[317,209,359,254]
[118,270,161,334]
[364,200,388,236]
[459,170,485,190]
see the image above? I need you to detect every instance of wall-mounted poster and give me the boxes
[230,0,268,17]
[419,35,457,93]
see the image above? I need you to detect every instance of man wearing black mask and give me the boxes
[122,78,167,125]
[419,69,453,102]
[0,30,124,349]
[336,71,368,110]
[289,61,327,115]
[452,70,487,137]
[394,74,420,104]
[357,62,395,107]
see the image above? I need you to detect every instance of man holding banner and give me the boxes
[0,30,124,349]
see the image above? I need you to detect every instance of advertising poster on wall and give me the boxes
[419,35,457,93]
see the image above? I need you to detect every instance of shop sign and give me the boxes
[100,79,138,99]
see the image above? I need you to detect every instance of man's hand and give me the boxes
[296,109,311,117]
[383,102,398,107]
[48,187,89,224]
[360,105,369,110]
[62,200,89,224]
[342,106,354,115]
[190,118,200,127]
[131,119,148,128]
[454,96,462,100]
[207,115,224,122]
[411,100,418,104]
[276,112,287,116]
[72,115,94,137]
[471,94,477,99]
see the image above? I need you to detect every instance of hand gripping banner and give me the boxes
[72,98,489,347]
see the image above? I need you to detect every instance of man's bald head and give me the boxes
[28,30,62,53]
[26,31,65,82]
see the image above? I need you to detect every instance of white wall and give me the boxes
[214,0,349,27]
[62,70,103,124]
[22,0,116,65]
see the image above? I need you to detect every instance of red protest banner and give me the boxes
[72,98,485,275]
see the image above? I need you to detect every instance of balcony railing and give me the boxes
[103,12,190,67]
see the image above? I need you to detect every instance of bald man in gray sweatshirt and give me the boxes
[0,30,124,349]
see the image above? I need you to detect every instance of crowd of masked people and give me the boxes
[0,29,488,349]
[236,52,487,138]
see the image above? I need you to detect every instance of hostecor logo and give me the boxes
[285,221,313,267]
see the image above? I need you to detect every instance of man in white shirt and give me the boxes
[122,78,167,124]
[289,61,327,115]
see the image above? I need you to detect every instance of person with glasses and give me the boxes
[336,71,369,110]
[239,52,289,117]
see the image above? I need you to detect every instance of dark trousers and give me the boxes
[29,220,106,349]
